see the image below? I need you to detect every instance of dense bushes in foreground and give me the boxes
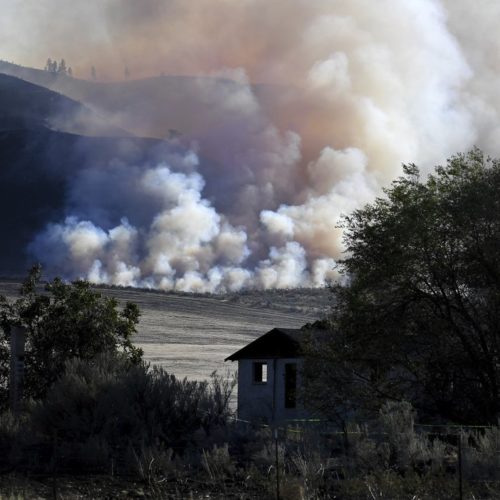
[34,354,234,452]
[2,364,500,499]
[1,354,235,471]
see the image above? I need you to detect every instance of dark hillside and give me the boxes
[0,127,176,275]
[0,72,127,137]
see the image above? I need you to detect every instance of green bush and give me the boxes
[0,266,142,404]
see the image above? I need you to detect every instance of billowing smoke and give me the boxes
[3,0,500,290]
[29,158,335,291]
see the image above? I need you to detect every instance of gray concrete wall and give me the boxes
[237,357,311,424]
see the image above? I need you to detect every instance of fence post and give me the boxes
[52,430,58,500]
[458,429,463,500]
[274,427,280,500]
[497,418,500,482]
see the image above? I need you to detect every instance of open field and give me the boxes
[0,280,330,380]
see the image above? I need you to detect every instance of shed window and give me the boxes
[285,363,297,408]
[253,362,268,383]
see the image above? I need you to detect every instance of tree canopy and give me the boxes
[0,265,142,404]
[304,149,500,425]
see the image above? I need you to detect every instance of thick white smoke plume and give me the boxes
[7,0,500,290]
[30,158,336,291]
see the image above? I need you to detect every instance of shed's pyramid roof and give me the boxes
[225,327,304,361]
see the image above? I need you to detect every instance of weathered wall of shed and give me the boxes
[237,357,311,424]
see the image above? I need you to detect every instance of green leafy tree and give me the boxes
[0,265,142,403]
[304,149,500,425]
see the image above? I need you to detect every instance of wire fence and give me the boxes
[1,418,500,498]
[220,416,500,498]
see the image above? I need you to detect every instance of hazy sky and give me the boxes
[5,0,500,291]
[1,0,493,82]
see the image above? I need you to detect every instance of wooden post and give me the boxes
[271,358,280,499]
[52,430,58,500]
[458,430,463,500]
[274,427,280,500]
[497,418,500,482]
[9,326,26,414]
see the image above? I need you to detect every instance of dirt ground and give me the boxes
[0,473,255,499]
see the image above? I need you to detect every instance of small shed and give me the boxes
[225,327,313,424]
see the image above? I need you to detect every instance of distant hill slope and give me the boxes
[0,60,288,139]
[0,280,330,380]
[0,72,127,137]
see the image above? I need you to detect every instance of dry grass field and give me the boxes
[0,280,330,381]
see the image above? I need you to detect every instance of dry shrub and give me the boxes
[462,427,500,481]
[201,443,236,483]
[288,429,330,499]
[339,470,459,500]
[28,353,236,476]
[346,402,448,476]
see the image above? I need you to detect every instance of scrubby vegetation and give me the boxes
[1,394,500,498]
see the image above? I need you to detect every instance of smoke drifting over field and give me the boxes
[4,0,500,290]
